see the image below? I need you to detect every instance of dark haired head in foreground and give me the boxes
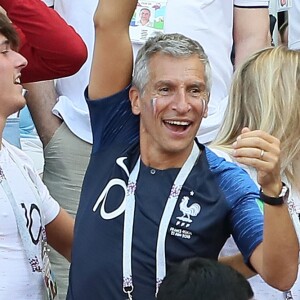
[157,257,254,300]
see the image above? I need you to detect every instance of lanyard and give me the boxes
[122,141,200,299]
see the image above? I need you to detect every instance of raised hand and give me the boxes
[232,127,282,196]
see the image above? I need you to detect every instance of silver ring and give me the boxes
[260,149,265,159]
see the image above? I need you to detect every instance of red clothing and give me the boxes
[1,0,87,83]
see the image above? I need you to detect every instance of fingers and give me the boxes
[237,128,279,145]
[232,128,283,195]
[240,127,250,134]
[232,129,281,178]
[232,153,277,173]
[233,129,280,158]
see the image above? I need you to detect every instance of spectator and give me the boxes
[0,0,87,297]
[211,46,300,299]
[0,13,74,300]
[22,0,97,297]
[23,0,269,297]
[66,1,298,299]
[157,257,254,300]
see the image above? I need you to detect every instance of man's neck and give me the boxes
[140,143,195,170]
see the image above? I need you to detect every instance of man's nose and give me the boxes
[172,90,191,113]
[14,51,28,70]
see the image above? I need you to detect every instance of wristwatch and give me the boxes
[259,182,289,206]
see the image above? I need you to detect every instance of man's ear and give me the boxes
[129,86,141,115]
[201,98,209,118]
[203,101,208,118]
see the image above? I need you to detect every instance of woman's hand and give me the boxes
[232,127,282,196]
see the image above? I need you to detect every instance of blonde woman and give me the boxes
[211,46,300,299]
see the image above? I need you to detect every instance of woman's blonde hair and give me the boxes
[212,46,300,187]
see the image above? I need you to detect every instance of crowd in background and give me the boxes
[0,0,300,299]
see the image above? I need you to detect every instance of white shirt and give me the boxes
[0,140,59,299]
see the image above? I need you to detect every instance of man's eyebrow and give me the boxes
[188,82,207,91]
[154,80,173,86]
[188,81,206,87]
[153,80,176,90]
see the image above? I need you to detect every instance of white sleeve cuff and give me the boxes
[234,0,269,7]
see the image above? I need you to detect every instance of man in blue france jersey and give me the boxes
[67,1,299,299]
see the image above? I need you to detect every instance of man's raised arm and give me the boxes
[89,0,138,100]
[233,129,299,290]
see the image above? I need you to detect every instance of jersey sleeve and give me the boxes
[29,168,60,226]
[1,0,87,83]
[206,148,263,265]
[85,86,140,154]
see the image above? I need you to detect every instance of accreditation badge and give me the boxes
[130,0,168,44]
[42,239,59,300]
